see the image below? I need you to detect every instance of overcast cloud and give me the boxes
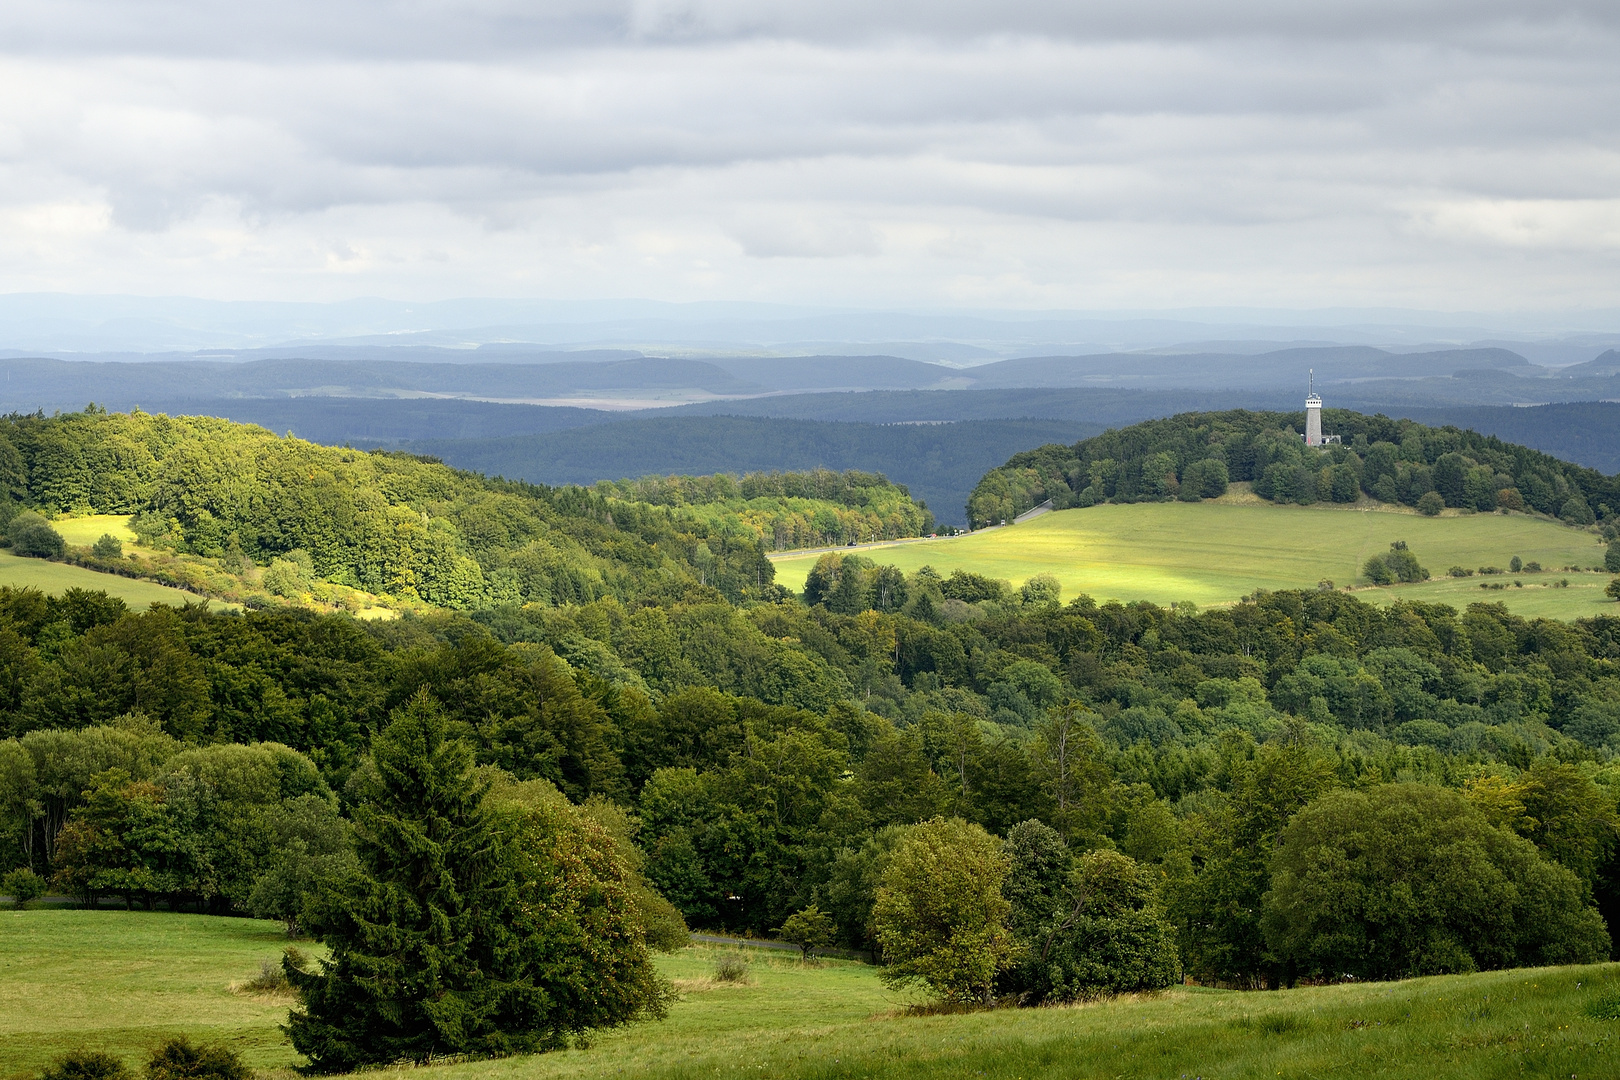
[0,1,1615,310]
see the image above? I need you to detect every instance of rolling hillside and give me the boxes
[770,495,1615,618]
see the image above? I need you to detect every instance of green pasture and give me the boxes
[50,514,138,547]
[771,500,1615,619]
[0,910,304,1076]
[0,551,221,611]
[5,910,1620,1080]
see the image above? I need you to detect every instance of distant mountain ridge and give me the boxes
[0,345,1581,414]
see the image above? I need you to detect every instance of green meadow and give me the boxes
[0,551,219,611]
[772,497,1615,618]
[0,910,304,1075]
[4,910,1620,1080]
[50,514,138,547]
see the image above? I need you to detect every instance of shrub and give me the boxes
[1447,566,1473,578]
[1607,541,1620,574]
[1364,542,1427,585]
[1510,555,1522,572]
[1562,496,1597,526]
[777,904,837,960]
[40,1050,131,1080]
[873,817,1014,1005]
[92,533,124,558]
[144,1038,249,1080]
[1608,577,1620,601]
[8,512,65,559]
[2,866,45,908]
[1526,561,1542,572]
[1417,492,1445,516]
[1008,846,1179,1002]
[242,955,293,993]
[713,953,750,982]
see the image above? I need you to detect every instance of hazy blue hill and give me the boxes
[1395,401,1620,474]
[0,355,759,408]
[117,397,624,443]
[965,346,1535,389]
[387,415,1101,526]
[704,354,960,390]
[660,387,1298,424]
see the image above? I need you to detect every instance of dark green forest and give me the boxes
[6,407,1620,1057]
[970,408,1620,527]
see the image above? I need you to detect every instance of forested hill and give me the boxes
[0,408,931,610]
[968,409,1620,528]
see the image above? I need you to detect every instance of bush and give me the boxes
[777,904,837,960]
[1608,577,1620,601]
[2,866,45,908]
[1009,846,1179,1002]
[1607,541,1620,574]
[1262,784,1608,981]
[92,533,124,558]
[7,512,65,559]
[713,953,750,982]
[40,1050,131,1080]
[1417,492,1445,516]
[873,817,1014,1005]
[1363,542,1427,586]
[1562,496,1597,526]
[144,1038,249,1080]
[242,952,298,993]
[1447,566,1473,578]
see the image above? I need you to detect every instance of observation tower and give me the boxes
[1303,370,1339,447]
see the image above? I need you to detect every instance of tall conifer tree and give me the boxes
[287,690,666,1069]
[286,689,512,1067]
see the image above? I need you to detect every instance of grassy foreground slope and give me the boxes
[770,498,1613,616]
[4,911,1620,1080]
[0,910,300,1073]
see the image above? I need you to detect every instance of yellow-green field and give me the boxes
[771,499,1616,619]
[50,513,138,547]
[3,909,1620,1080]
[0,551,218,610]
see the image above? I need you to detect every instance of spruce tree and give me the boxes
[283,691,522,1068]
[286,689,666,1070]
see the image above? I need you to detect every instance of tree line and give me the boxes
[968,409,1620,527]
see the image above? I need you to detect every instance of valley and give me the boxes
[770,497,1613,616]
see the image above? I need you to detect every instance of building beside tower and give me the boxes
[1303,371,1339,447]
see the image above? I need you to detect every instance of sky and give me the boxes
[0,1,1617,312]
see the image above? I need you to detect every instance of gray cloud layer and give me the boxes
[0,1,1615,309]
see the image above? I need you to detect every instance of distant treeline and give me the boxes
[595,469,936,550]
[394,414,1095,527]
[970,409,1620,528]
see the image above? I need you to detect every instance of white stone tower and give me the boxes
[1304,369,1324,447]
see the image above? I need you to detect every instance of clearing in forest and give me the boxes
[769,498,1615,618]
